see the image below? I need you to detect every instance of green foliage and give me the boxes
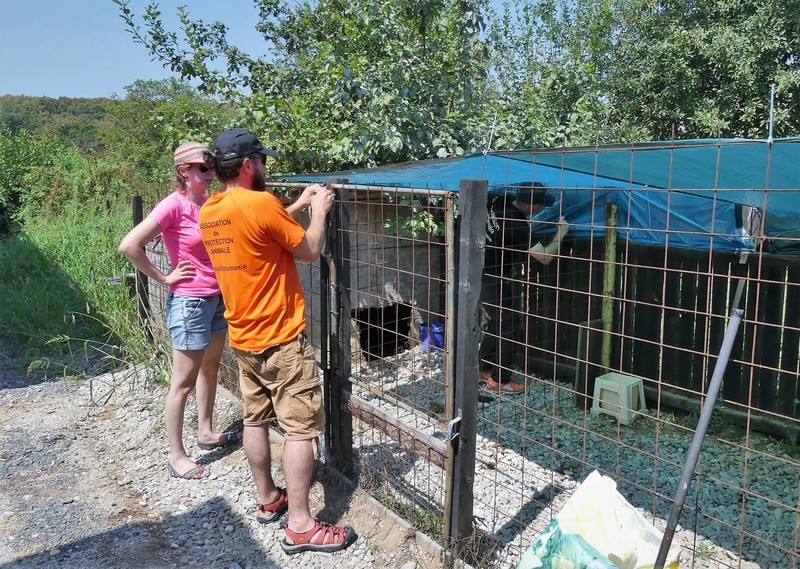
[116,0,800,156]
[0,127,144,228]
[0,80,230,225]
[116,0,491,172]
[1,199,172,383]
[0,202,131,350]
[603,0,800,139]
[103,78,233,198]
[484,0,615,147]
[0,95,110,152]
[0,127,53,232]
[484,0,800,143]
[383,196,445,239]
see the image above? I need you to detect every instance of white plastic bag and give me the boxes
[518,470,681,569]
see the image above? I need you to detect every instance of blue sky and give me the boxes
[1,0,508,100]
[0,0,267,98]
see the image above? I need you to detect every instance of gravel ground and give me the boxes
[353,347,795,569]
[2,341,795,569]
[0,357,446,569]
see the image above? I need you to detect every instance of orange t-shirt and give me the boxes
[199,187,306,351]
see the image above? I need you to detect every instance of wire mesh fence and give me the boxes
[135,158,800,568]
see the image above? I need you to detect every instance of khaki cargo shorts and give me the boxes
[234,334,325,440]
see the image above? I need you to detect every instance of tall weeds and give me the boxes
[1,198,170,384]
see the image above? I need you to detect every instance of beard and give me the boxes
[252,170,267,192]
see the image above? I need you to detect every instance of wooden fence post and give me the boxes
[601,202,618,370]
[448,179,487,544]
[132,196,151,338]
[324,178,354,478]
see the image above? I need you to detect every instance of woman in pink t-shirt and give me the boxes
[119,142,241,480]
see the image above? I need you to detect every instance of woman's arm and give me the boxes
[118,217,195,285]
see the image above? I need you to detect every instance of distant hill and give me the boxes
[0,94,113,152]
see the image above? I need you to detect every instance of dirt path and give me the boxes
[0,346,445,569]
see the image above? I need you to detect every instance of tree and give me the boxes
[116,0,491,172]
[599,0,800,139]
[0,95,110,152]
[117,0,800,164]
[102,78,231,199]
[483,0,617,148]
[0,127,51,232]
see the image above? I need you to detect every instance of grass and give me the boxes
[371,484,444,540]
[363,469,505,568]
[0,199,171,384]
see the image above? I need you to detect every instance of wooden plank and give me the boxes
[778,262,800,418]
[709,257,738,402]
[752,262,785,413]
[627,244,663,382]
[663,253,696,391]
[346,393,447,469]
[691,257,711,392]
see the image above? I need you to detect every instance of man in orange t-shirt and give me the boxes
[199,128,356,554]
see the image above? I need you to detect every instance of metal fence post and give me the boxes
[132,196,151,338]
[448,179,487,544]
[324,178,354,477]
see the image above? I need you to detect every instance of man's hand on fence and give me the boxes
[297,184,324,210]
[555,216,570,241]
[309,185,335,217]
[528,217,569,266]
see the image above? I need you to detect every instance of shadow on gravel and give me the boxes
[492,484,562,545]
[0,373,52,391]
[0,496,278,568]
[316,464,359,528]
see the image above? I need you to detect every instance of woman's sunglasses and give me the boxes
[193,163,214,173]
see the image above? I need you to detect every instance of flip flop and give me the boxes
[197,430,243,450]
[167,462,209,480]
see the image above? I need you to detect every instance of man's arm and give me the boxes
[291,186,335,261]
[285,183,325,217]
[528,217,569,266]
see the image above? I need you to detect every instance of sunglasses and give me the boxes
[193,163,214,173]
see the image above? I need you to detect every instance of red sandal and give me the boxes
[255,488,288,524]
[280,518,357,554]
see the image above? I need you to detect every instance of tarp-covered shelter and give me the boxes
[281,137,800,252]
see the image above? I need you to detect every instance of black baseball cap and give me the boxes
[213,128,279,161]
[514,181,554,207]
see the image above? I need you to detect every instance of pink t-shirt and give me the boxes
[149,191,220,297]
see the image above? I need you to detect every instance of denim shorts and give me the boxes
[165,292,227,351]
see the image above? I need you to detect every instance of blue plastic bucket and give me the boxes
[419,322,445,352]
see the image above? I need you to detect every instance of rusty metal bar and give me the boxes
[346,393,447,469]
